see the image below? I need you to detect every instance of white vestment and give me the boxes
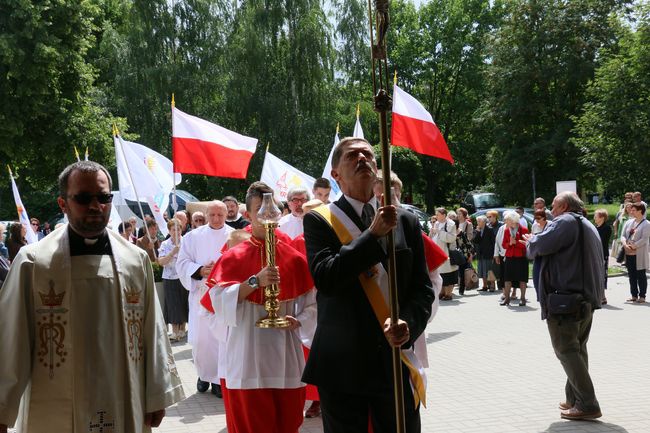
[0,227,184,433]
[278,213,304,240]
[176,224,233,382]
[210,284,317,389]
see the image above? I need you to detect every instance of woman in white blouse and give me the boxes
[429,208,459,300]
[158,218,188,340]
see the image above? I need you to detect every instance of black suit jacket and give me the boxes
[302,196,434,394]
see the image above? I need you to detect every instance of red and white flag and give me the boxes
[391,84,453,164]
[172,107,258,178]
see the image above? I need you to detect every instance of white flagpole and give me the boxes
[114,126,157,251]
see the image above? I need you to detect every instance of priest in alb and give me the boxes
[203,181,317,433]
[0,161,184,433]
[175,200,233,396]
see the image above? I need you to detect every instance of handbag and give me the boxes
[547,292,584,315]
[464,267,479,289]
[616,246,625,264]
[449,249,466,266]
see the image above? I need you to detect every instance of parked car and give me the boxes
[470,208,534,227]
[401,204,431,232]
[462,192,504,214]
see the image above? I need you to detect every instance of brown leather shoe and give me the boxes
[558,401,572,410]
[305,401,321,418]
[560,407,602,420]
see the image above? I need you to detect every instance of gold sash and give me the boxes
[312,204,427,408]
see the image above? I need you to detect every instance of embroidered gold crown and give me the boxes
[39,281,65,307]
[124,287,142,304]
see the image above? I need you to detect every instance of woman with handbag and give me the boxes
[612,201,632,263]
[456,208,475,294]
[501,212,529,306]
[621,202,650,303]
[430,208,459,300]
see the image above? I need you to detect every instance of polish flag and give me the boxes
[172,107,258,178]
[391,84,453,163]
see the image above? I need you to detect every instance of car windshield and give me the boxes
[475,194,502,208]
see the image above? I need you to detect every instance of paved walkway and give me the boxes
[157,274,648,433]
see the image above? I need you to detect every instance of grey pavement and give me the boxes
[157,274,649,433]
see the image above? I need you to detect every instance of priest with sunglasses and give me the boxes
[0,161,185,433]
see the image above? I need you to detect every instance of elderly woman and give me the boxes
[621,202,650,303]
[158,218,188,340]
[473,215,496,291]
[430,208,459,300]
[501,211,529,306]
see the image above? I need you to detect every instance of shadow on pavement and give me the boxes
[601,304,624,311]
[172,348,193,361]
[167,392,226,423]
[439,299,464,306]
[543,420,629,432]
[426,331,461,344]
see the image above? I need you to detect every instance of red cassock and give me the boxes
[201,236,314,433]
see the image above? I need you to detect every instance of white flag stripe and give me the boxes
[10,175,38,244]
[392,85,435,124]
[261,152,316,201]
[114,136,171,236]
[353,116,365,139]
[172,107,257,152]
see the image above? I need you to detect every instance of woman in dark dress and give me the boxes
[594,208,612,304]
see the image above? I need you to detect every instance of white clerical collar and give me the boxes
[344,195,378,219]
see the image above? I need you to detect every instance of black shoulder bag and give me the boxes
[546,215,586,316]
[442,222,466,266]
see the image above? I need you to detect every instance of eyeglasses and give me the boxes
[290,198,308,204]
[31,223,39,226]
[68,193,114,205]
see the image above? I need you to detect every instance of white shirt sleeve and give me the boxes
[210,283,241,328]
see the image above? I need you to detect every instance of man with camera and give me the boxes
[525,191,605,420]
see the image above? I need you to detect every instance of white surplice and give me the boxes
[176,223,233,383]
[210,284,317,389]
[278,213,304,240]
[0,226,184,433]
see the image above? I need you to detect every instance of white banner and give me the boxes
[261,152,316,201]
[9,173,38,244]
[321,130,343,201]
[114,135,179,236]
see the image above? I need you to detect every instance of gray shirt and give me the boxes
[527,212,605,319]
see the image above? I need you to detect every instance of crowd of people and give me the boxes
[0,145,647,432]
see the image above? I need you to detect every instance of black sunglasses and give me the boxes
[68,193,114,205]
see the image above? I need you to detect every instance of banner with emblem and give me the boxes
[8,166,38,244]
[260,151,316,201]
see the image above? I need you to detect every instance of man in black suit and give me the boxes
[303,137,433,433]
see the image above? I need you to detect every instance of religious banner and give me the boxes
[321,126,343,201]
[353,103,365,139]
[8,166,38,244]
[261,151,316,201]
[113,133,177,236]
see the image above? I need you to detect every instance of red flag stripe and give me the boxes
[172,137,253,179]
[391,112,453,163]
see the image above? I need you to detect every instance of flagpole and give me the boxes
[367,1,406,432]
[171,94,178,215]
[113,125,157,250]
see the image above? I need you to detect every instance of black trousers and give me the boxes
[318,368,420,433]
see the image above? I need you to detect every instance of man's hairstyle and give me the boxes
[515,206,525,212]
[145,219,158,229]
[594,208,609,220]
[245,181,274,211]
[287,186,309,202]
[118,221,132,233]
[632,202,646,214]
[555,191,584,213]
[435,207,448,216]
[534,197,545,205]
[533,209,547,220]
[633,191,642,197]
[222,195,239,205]
[486,210,499,218]
[476,215,487,223]
[58,161,113,198]
[331,137,373,169]
[313,177,331,190]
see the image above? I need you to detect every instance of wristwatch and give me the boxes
[247,275,259,289]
